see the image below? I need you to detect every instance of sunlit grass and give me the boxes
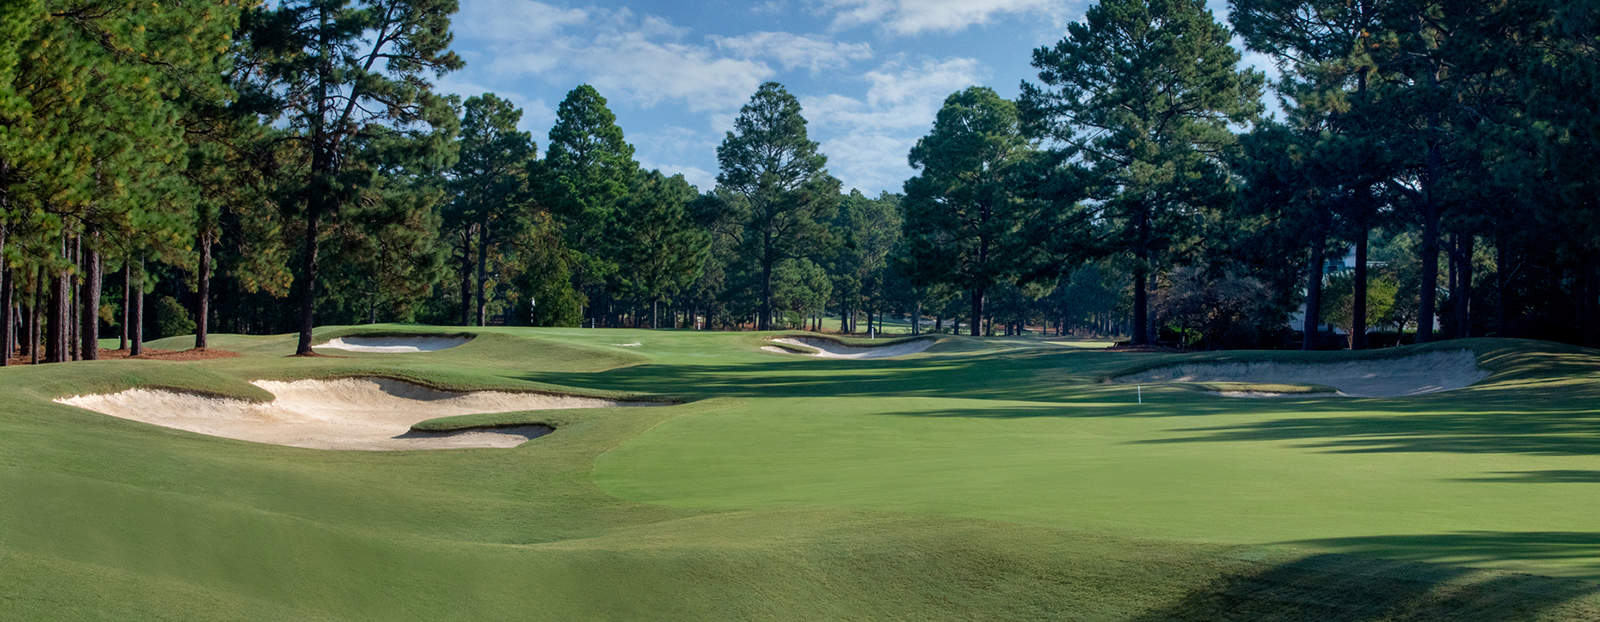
[2,326,1596,619]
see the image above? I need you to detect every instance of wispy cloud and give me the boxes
[815,0,1068,36]
[454,1,774,113]
[805,57,987,192]
[710,32,872,73]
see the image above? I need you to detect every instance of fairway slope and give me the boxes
[765,335,935,359]
[1113,349,1489,397]
[56,377,651,450]
[5,331,1598,620]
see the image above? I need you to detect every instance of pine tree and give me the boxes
[244,0,463,354]
[1022,0,1264,344]
[541,85,636,326]
[903,87,1036,337]
[716,82,840,331]
[1232,0,1394,349]
[448,93,535,326]
[615,170,708,329]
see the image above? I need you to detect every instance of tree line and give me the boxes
[1,0,1594,365]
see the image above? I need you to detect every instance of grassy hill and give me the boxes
[2,326,1596,619]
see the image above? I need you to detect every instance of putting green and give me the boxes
[3,326,1597,619]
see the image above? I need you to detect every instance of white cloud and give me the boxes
[445,2,1011,194]
[806,57,984,131]
[453,1,774,114]
[432,74,554,133]
[453,0,587,41]
[804,57,987,192]
[818,132,917,195]
[581,32,773,113]
[710,32,872,73]
[816,0,1068,36]
[640,161,717,191]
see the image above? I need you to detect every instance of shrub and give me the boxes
[152,295,196,340]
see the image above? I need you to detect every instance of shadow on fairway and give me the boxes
[517,349,1141,402]
[1133,548,1600,621]
[1278,531,1600,580]
[1133,408,1600,456]
[1453,470,1600,484]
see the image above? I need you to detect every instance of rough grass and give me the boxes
[3,325,1597,620]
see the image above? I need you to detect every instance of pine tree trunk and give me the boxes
[3,271,12,363]
[1494,229,1511,337]
[68,237,78,361]
[969,286,985,337]
[459,239,472,326]
[475,217,489,327]
[1132,205,1151,345]
[759,252,773,331]
[1,269,9,365]
[195,224,211,350]
[30,267,41,364]
[1416,203,1441,343]
[120,264,129,351]
[1303,233,1326,351]
[1453,234,1474,338]
[294,207,321,355]
[81,236,102,360]
[1132,265,1148,345]
[46,253,65,363]
[1351,224,1369,350]
[1416,64,1444,344]
[130,261,144,357]
[0,225,7,366]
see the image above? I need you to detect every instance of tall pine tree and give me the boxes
[244,0,462,354]
[1022,0,1263,344]
[716,82,839,331]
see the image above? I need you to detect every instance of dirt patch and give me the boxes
[766,336,935,359]
[55,377,658,451]
[314,336,470,353]
[1112,350,1489,398]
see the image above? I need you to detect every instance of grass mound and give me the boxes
[2,330,1597,619]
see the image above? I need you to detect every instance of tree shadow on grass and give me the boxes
[1453,470,1600,484]
[1133,545,1600,621]
[1134,409,1600,456]
[515,349,1152,402]
[1281,532,1600,579]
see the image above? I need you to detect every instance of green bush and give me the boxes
[152,295,196,340]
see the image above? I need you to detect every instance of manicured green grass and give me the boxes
[2,326,1597,619]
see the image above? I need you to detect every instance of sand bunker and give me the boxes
[766,336,934,359]
[315,336,470,353]
[1112,350,1489,398]
[56,377,653,450]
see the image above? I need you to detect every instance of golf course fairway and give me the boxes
[3,326,1597,619]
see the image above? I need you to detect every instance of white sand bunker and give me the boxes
[1112,350,1489,398]
[56,377,651,451]
[765,336,934,359]
[315,335,470,353]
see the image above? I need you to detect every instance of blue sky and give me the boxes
[439,0,1273,195]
